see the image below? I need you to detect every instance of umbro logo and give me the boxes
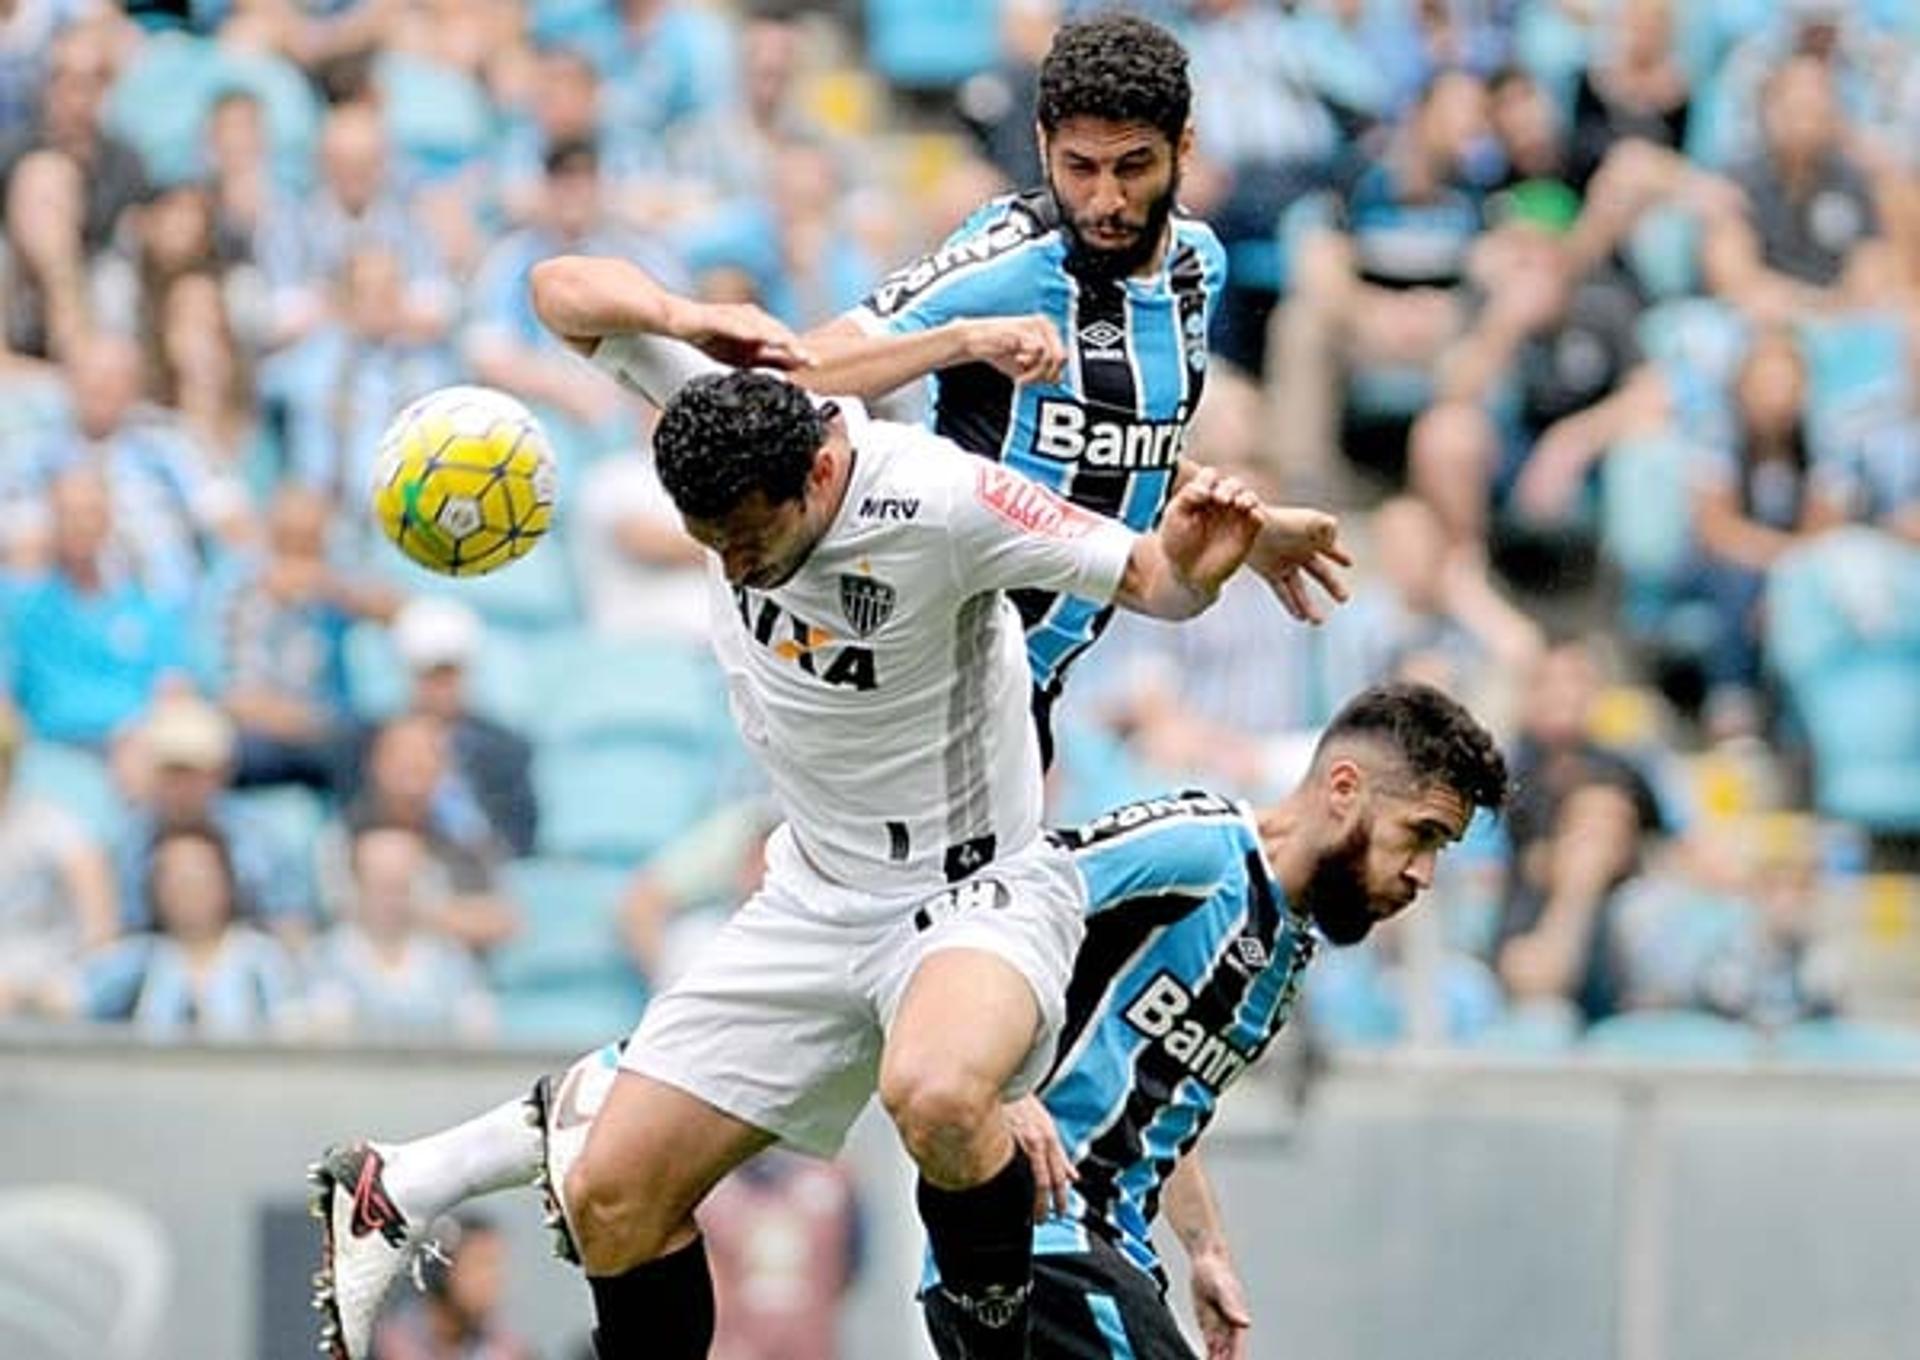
[1232,936,1270,971]
[1078,319,1125,358]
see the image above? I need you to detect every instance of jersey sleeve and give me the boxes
[590,333,728,410]
[847,202,1047,336]
[1063,793,1257,919]
[943,457,1135,605]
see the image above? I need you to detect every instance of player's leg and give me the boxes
[929,1248,1200,1360]
[565,1070,774,1358]
[878,844,1087,1359]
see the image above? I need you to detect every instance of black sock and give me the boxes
[917,1147,1035,1358]
[588,1236,714,1359]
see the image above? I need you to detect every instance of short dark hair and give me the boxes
[653,371,825,520]
[544,136,599,177]
[1315,682,1510,815]
[1036,14,1190,145]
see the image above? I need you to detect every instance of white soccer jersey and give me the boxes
[593,334,1137,898]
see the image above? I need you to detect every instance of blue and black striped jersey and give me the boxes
[851,190,1227,693]
[920,789,1319,1296]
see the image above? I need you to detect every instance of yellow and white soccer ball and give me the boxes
[370,385,558,577]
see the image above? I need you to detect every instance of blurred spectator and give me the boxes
[1491,639,1668,1023]
[496,45,643,228]
[700,1149,862,1360]
[305,825,496,1041]
[602,0,736,149]
[115,693,314,936]
[278,245,458,509]
[1566,0,1693,187]
[1182,0,1385,373]
[620,797,773,985]
[1703,53,1897,319]
[2,466,190,747]
[1611,817,1843,1026]
[0,0,98,140]
[389,598,537,858]
[0,702,118,1019]
[1687,329,1850,729]
[204,88,273,266]
[151,270,258,472]
[681,138,878,328]
[0,24,151,359]
[1319,496,1543,728]
[1271,69,1492,499]
[20,332,249,599]
[573,453,712,647]
[1407,213,1646,545]
[83,821,301,1037]
[1307,904,1506,1048]
[371,1211,533,1360]
[203,484,399,791]
[464,138,675,440]
[335,712,519,952]
[257,102,452,350]
[953,0,1051,187]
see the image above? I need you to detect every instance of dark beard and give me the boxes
[1051,174,1179,281]
[1299,821,1377,947]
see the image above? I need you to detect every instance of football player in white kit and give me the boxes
[309,262,1265,1360]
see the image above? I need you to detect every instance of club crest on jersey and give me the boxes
[838,573,896,638]
[734,589,878,692]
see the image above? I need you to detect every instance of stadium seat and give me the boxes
[1766,531,1920,833]
[1774,1019,1920,1068]
[494,975,646,1046]
[380,543,582,634]
[1599,433,1698,627]
[863,0,999,90]
[1622,206,1701,301]
[493,858,634,988]
[1582,1011,1765,1062]
[534,737,726,864]
[13,743,125,844]
[1795,312,1915,466]
[525,636,732,748]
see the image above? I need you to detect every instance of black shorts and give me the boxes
[924,1233,1197,1360]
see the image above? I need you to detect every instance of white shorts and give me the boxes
[621,828,1086,1157]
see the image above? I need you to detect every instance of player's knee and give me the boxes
[880,1064,999,1175]
[564,1152,683,1273]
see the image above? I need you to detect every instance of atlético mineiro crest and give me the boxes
[838,574,896,637]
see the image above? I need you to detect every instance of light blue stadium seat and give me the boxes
[373,50,494,183]
[1795,312,1915,465]
[381,544,581,634]
[527,637,730,748]
[864,0,998,89]
[494,977,645,1046]
[535,737,725,864]
[1623,206,1701,302]
[1774,1020,1920,1068]
[1469,1005,1580,1057]
[1600,434,1697,622]
[1766,531,1920,833]
[1582,1011,1765,1062]
[13,743,124,844]
[493,858,634,988]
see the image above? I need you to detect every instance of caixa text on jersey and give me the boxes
[1034,401,1187,469]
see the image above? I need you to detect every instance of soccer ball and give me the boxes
[370,385,558,577]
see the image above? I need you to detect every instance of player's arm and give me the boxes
[529,254,812,373]
[1114,466,1264,620]
[1163,1153,1254,1360]
[1168,461,1353,624]
[792,312,1065,401]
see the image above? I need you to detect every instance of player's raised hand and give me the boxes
[1248,505,1353,624]
[1160,465,1264,601]
[960,315,1066,387]
[1003,1094,1076,1222]
[1189,1250,1254,1360]
[672,300,816,370]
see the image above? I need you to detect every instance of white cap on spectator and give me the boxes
[394,597,482,673]
[145,696,237,771]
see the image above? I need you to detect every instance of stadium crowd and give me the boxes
[0,0,1918,1065]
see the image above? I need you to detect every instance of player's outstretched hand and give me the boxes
[672,300,816,370]
[1003,1095,1076,1222]
[960,315,1065,387]
[1161,465,1264,602]
[1189,1249,1254,1360]
[1248,505,1353,624]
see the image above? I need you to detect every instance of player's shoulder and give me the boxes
[863,189,1064,320]
[1055,788,1251,857]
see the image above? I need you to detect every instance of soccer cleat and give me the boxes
[527,1074,582,1265]
[308,1142,418,1360]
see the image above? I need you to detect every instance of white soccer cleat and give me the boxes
[307,1141,418,1360]
[533,1042,623,1265]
